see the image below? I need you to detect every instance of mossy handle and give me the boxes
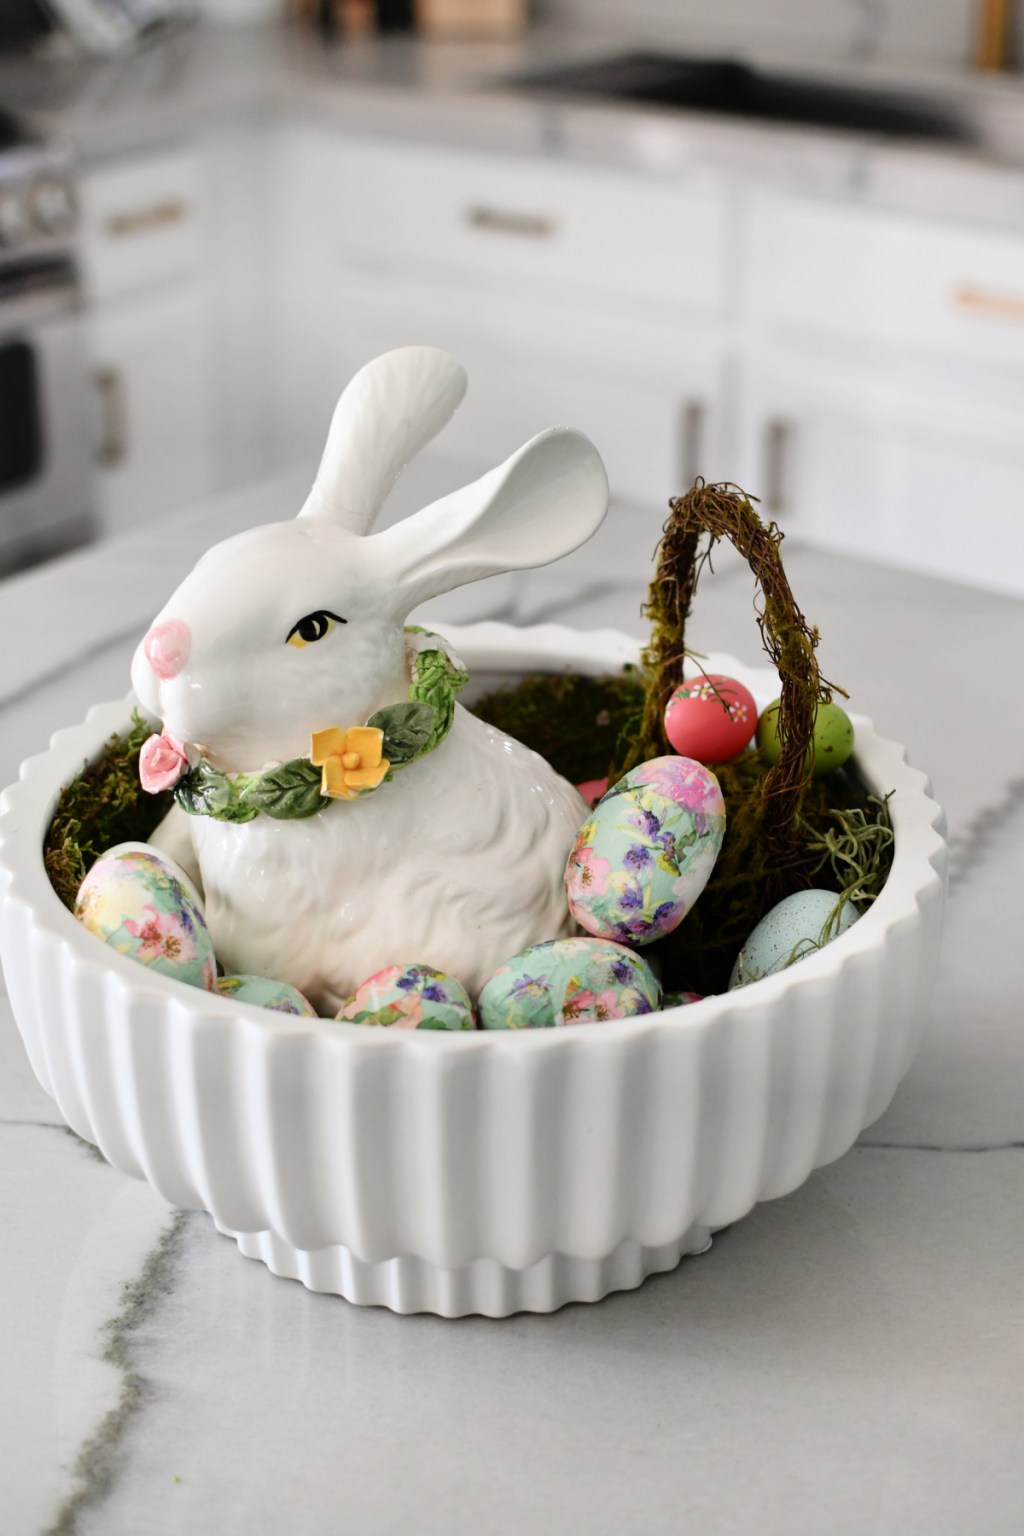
[620,480,842,869]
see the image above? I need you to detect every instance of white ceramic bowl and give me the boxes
[0,624,948,1317]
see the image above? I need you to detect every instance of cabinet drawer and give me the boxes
[80,148,206,303]
[289,130,729,318]
[749,195,1024,369]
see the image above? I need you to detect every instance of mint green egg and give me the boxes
[479,937,661,1029]
[216,975,317,1016]
[756,699,855,779]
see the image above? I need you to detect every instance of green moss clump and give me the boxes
[470,670,645,787]
[44,711,171,910]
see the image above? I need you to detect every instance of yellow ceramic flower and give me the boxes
[310,726,390,801]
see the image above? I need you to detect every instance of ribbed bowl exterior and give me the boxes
[0,627,948,1316]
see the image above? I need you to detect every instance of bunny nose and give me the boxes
[144,619,191,680]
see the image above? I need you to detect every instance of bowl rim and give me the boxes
[0,621,948,1052]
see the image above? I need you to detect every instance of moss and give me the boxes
[471,669,646,786]
[43,711,170,910]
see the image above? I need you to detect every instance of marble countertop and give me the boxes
[6,20,1024,227]
[1,462,1023,1533]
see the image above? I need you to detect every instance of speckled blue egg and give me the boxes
[74,841,216,990]
[565,756,726,946]
[730,889,861,989]
[336,964,475,1030]
[216,975,317,1016]
[479,937,662,1029]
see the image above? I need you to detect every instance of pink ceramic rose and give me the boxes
[139,732,189,793]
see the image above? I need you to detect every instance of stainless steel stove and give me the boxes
[0,107,94,574]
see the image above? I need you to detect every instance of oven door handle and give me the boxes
[94,366,128,468]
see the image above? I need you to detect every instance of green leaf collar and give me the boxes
[171,629,468,824]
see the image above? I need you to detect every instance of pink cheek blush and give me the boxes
[143,620,191,681]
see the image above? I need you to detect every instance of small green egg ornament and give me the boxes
[756,698,854,779]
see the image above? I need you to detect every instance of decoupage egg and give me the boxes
[216,975,316,1016]
[756,698,855,779]
[661,990,704,1009]
[479,937,661,1029]
[663,674,757,765]
[730,889,860,989]
[336,964,475,1030]
[74,841,216,990]
[565,756,726,945]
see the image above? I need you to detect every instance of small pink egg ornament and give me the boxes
[576,777,609,808]
[663,674,757,765]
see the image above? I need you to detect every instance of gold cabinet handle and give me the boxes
[954,285,1024,322]
[465,205,555,239]
[95,366,128,467]
[105,198,187,239]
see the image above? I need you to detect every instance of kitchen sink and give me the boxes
[510,52,972,143]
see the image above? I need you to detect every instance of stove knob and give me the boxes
[30,175,76,238]
[0,189,28,248]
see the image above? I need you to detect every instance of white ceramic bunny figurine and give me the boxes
[131,346,610,1013]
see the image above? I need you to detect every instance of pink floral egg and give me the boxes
[664,674,757,765]
[335,964,475,1031]
[565,756,726,946]
[74,842,216,990]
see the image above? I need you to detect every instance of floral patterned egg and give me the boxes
[216,975,316,1016]
[336,964,475,1031]
[74,841,216,990]
[479,937,661,1029]
[565,756,726,946]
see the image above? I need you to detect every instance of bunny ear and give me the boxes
[298,347,468,536]
[371,427,609,613]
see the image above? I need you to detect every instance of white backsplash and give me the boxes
[544,0,978,69]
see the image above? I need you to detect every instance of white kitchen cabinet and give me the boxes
[749,192,1024,371]
[302,131,731,316]
[79,143,221,537]
[79,148,207,305]
[739,341,1024,597]
[279,261,731,502]
[269,126,736,509]
[743,191,1024,595]
[88,283,215,539]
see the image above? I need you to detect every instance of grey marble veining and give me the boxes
[1,461,1023,1533]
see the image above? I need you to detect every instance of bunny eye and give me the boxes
[286,610,347,648]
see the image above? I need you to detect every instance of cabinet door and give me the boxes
[88,284,214,539]
[740,344,1024,597]
[273,258,732,510]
